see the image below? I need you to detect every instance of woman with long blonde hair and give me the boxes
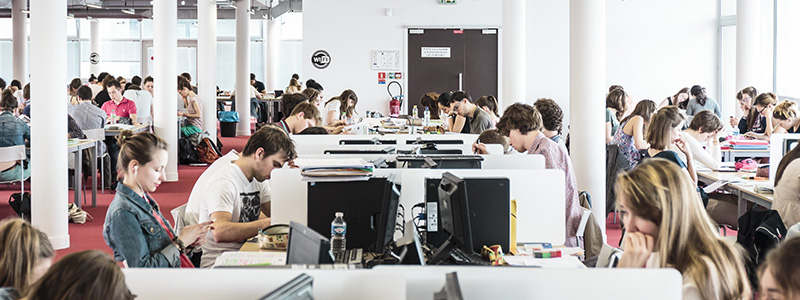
[0,218,54,299]
[616,159,751,300]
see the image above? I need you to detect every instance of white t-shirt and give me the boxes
[323,100,342,126]
[199,163,271,268]
[123,90,153,123]
[184,150,240,226]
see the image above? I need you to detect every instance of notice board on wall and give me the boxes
[371,50,401,70]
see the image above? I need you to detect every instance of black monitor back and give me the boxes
[287,221,333,265]
[425,178,510,253]
[406,139,464,145]
[307,177,389,251]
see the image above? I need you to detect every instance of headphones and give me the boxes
[134,165,139,174]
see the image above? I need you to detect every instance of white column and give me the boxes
[235,0,251,136]
[198,0,218,139]
[265,18,280,92]
[501,0,525,108]
[30,0,68,249]
[153,0,179,181]
[736,0,761,93]
[12,0,27,84]
[569,0,606,234]
[90,20,101,77]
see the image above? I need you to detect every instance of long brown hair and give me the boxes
[620,99,656,125]
[606,88,628,120]
[672,87,690,109]
[616,159,751,300]
[0,218,54,296]
[475,95,499,117]
[25,250,135,300]
[747,92,777,130]
[419,92,441,119]
[325,89,358,118]
[774,139,800,184]
[646,106,685,150]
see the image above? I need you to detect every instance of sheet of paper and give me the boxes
[702,179,742,193]
[503,256,585,268]
[213,251,286,267]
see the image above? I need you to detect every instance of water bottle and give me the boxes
[412,105,419,118]
[331,212,346,256]
[423,107,431,126]
[110,109,117,124]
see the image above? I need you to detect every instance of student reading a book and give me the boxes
[743,92,778,140]
[616,159,750,300]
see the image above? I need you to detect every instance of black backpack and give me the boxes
[8,192,32,220]
[736,209,786,289]
[178,137,199,165]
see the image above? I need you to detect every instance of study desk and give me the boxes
[68,139,97,208]
[697,170,773,216]
[104,123,150,137]
[722,148,770,162]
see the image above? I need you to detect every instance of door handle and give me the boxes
[458,73,463,91]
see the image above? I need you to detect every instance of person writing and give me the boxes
[323,89,358,126]
[100,79,138,125]
[437,91,468,133]
[103,131,212,267]
[443,91,494,135]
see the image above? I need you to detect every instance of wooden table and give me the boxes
[68,139,97,208]
[697,170,773,217]
[105,123,150,137]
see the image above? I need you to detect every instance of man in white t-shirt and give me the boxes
[198,125,296,268]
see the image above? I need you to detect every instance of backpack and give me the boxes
[178,137,198,164]
[196,137,220,164]
[736,209,786,289]
[8,192,32,220]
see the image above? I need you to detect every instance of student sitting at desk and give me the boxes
[758,237,800,300]
[275,102,320,135]
[24,250,135,300]
[605,87,629,144]
[472,129,510,155]
[419,92,442,121]
[496,103,582,247]
[437,91,469,133]
[772,99,800,134]
[177,76,202,130]
[103,131,212,268]
[301,87,323,107]
[642,106,696,185]
[0,90,30,183]
[673,110,723,171]
[0,218,54,300]
[475,95,500,124]
[444,91,494,135]
[281,93,309,122]
[198,125,297,268]
[323,89,357,126]
[773,141,800,229]
[615,159,750,300]
[100,79,138,125]
[743,92,777,140]
[612,100,656,169]
[731,86,758,132]
[534,98,565,145]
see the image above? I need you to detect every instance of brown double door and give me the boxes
[407,28,498,114]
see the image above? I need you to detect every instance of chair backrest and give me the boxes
[596,243,624,268]
[0,145,27,163]
[83,128,105,140]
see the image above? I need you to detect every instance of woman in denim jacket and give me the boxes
[0,90,30,183]
[103,130,212,268]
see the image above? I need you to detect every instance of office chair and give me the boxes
[0,145,27,194]
[83,128,109,193]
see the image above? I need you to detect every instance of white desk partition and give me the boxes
[769,133,800,186]
[123,268,405,300]
[398,169,565,245]
[291,133,479,146]
[481,153,545,169]
[294,144,474,155]
[373,266,682,300]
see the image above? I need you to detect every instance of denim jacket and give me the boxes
[0,111,30,147]
[103,183,181,267]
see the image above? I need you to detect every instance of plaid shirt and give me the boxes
[526,132,582,247]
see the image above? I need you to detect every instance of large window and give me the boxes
[775,0,800,100]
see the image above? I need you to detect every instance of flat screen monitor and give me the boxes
[437,172,473,252]
[287,221,334,265]
[259,273,313,300]
[324,147,395,155]
[433,272,464,300]
[406,139,464,145]
[376,181,401,251]
[785,139,798,156]
[339,139,398,145]
[420,149,463,155]
[307,177,391,251]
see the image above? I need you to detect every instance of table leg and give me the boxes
[74,149,82,209]
[91,143,97,207]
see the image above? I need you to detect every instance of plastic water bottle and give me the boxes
[331,212,346,256]
[110,109,117,124]
[412,105,419,118]
[423,107,431,126]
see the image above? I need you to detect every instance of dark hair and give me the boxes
[97,72,109,82]
[606,88,628,120]
[289,101,320,125]
[477,129,509,153]
[282,93,310,118]
[759,236,800,299]
[609,85,623,93]
[70,78,83,90]
[436,91,453,108]
[673,87,690,110]
[325,90,358,117]
[88,74,97,83]
[496,103,543,136]
[775,138,800,184]
[180,72,191,81]
[177,76,192,91]
[292,74,300,80]
[301,88,321,104]
[419,92,441,119]
[77,86,92,101]
[475,95,499,116]
[105,79,121,90]
[306,79,323,91]
[0,218,54,296]
[115,131,168,175]
[748,92,779,129]
[646,106,686,150]
[620,99,657,124]
[144,76,154,84]
[130,76,142,86]
[116,76,126,83]
[449,91,472,104]
[250,73,256,80]
[688,110,723,133]
[298,126,329,135]
[23,83,30,100]
[691,85,707,106]
[1,89,18,111]
[126,84,141,91]
[242,125,297,160]
[102,76,116,90]
[25,250,135,300]
[10,80,21,89]
[533,98,563,134]
[0,78,5,90]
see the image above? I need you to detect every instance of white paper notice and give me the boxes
[421,47,451,58]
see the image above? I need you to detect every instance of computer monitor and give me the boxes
[375,181,401,251]
[424,177,510,253]
[406,139,464,145]
[287,221,334,265]
[397,220,427,266]
[769,134,800,185]
[784,138,798,156]
[433,272,464,300]
[307,177,392,251]
[339,139,398,145]
[420,149,463,155]
[259,273,313,300]
[396,155,483,169]
[428,173,473,264]
[324,146,396,155]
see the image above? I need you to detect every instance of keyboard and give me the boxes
[450,247,491,266]
[334,248,363,265]
[396,155,484,161]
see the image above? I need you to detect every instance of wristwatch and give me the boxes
[173,236,186,252]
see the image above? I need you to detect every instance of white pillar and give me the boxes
[12,0,27,84]
[30,0,69,249]
[90,20,101,77]
[153,0,179,181]
[736,0,761,94]
[235,0,251,136]
[501,0,525,108]
[569,0,606,234]
[265,18,280,92]
[199,0,218,139]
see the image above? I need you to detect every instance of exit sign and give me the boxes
[439,0,456,4]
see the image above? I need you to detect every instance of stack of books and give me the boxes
[294,158,374,182]
[729,140,769,150]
